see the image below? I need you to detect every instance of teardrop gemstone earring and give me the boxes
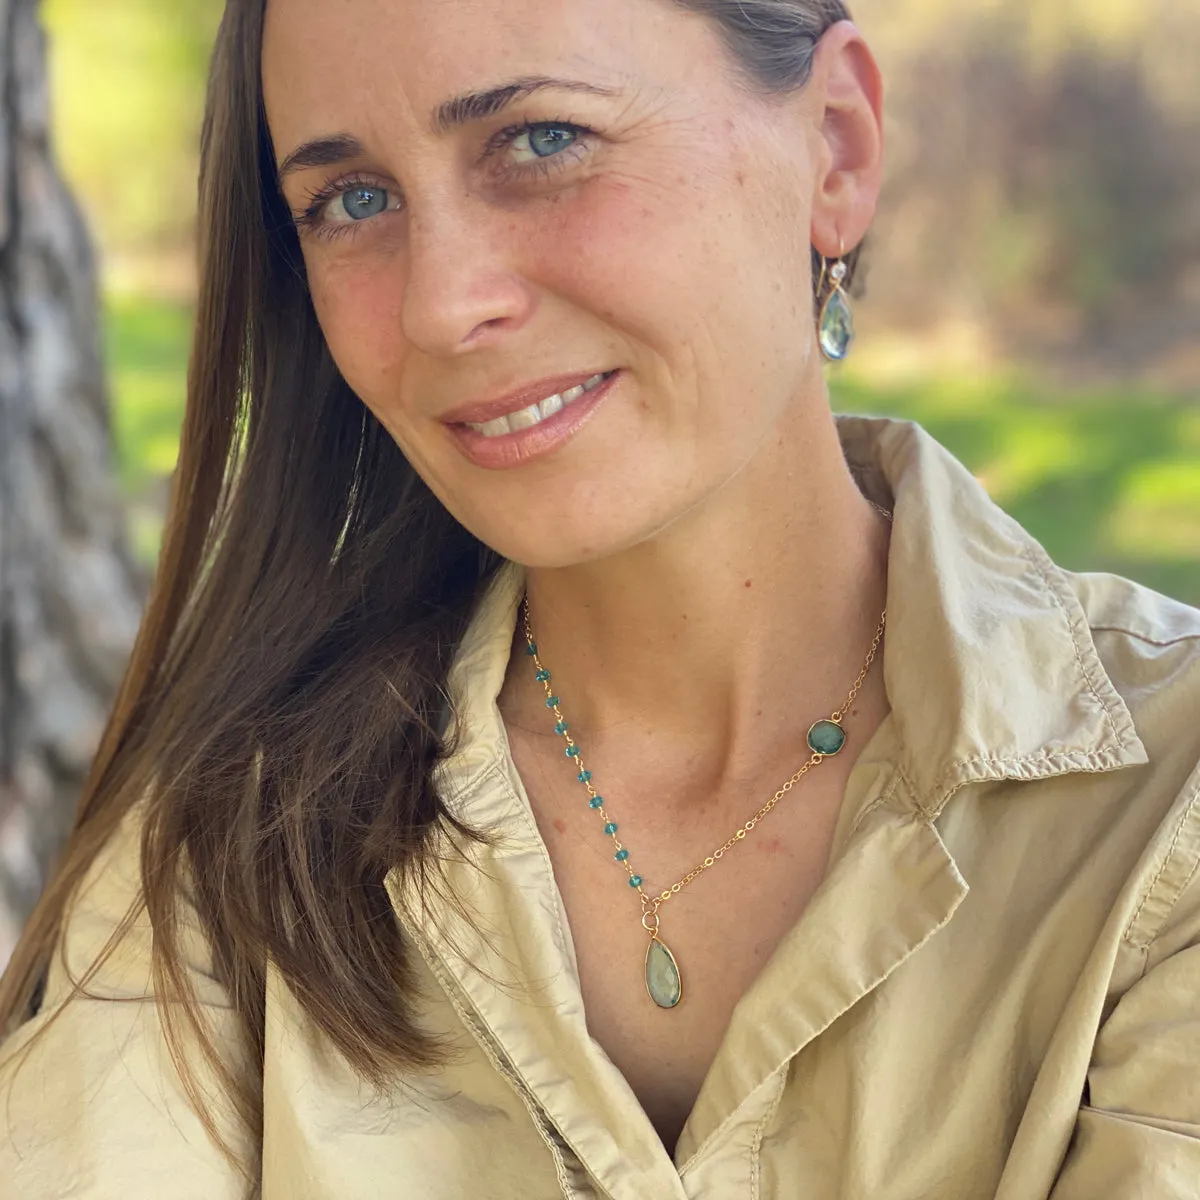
[817,247,855,363]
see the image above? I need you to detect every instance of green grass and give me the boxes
[105,294,194,562]
[832,374,1200,606]
[103,295,1200,607]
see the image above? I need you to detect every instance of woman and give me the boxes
[2,0,1198,1196]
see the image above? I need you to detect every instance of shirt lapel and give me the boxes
[390,564,689,1200]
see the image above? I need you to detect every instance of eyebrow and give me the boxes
[433,75,618,133]
[277,76,619,180]
[278,134,366,180]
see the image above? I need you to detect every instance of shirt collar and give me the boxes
[442,414,1148,822]
[837,414,1147,809]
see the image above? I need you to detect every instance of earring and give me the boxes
[816,241,855,363]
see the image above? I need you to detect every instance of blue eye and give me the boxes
[527,126,577,158]
[341,187,389,220]
[506,123,583,167]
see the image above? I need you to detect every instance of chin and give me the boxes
[459,509,661,571]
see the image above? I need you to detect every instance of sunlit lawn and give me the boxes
[106,295,1200,607]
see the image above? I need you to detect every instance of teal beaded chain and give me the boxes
[520,533,890,1009]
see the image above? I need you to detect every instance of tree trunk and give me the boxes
[0,0,143,964]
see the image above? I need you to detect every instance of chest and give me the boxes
[506,734,853,1154]
[341,734,1136,1198]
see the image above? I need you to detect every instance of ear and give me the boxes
[807,21,885,258]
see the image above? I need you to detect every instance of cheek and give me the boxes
[553,168,811,422]
[307,250,409,397]
[503,179,728,428]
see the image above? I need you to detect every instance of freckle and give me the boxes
[553,818,567,835]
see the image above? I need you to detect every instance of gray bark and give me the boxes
[0,0,143,964]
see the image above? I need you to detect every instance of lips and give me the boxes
[446,367,620,470]
[465,372,614,438]
[440,370,618,429]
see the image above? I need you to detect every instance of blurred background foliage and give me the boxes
[43,0,1200,600]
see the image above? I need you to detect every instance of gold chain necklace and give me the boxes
[520,506,892,1009]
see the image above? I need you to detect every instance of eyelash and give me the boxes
[292,118,594,243]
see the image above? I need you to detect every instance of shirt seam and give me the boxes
[1019,540,1125,749]
[1123,778,1200,952]
[846,766,913,835]
[677,1067,787,1184]
[400,918,583,1198]
[749,1068,788,1200]
[433,752,495,812]
[924,747,1140,806]
[887,532,1141,810]
[1088,624,1200,650]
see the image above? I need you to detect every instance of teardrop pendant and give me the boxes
[818,287,855,362]
[645,937,683,1009]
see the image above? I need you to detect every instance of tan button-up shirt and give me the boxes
[4,415,1200,1199]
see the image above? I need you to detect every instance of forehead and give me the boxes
[261,0,714,149]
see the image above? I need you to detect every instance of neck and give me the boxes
[500,398,892,781]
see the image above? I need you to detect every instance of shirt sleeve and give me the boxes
[0,805,254,1199]
[1050,788,1200,1198]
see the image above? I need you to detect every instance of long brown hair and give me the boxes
[0,0,852,1181]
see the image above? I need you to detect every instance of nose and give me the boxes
[400,201,538,357]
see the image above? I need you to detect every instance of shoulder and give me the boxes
[28,798,225,1016]
[1066,568,1200,721]
[1064,569,1200,955]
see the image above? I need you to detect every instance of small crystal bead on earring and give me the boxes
[816,237,855,363]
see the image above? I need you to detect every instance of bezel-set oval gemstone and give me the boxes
[807,719,847,756]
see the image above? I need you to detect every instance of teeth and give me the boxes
[478,415,512,437]
[466,371,613,437]
[507,403,544,431]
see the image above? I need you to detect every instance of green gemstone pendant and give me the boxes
[818,287,855,361]
[645,937,682,1009]
[807,718,847,757]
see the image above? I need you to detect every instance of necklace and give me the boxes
[520,507,892,1009]
[522,610,885,1007]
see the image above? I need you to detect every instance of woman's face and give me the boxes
[263,0,838,567]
